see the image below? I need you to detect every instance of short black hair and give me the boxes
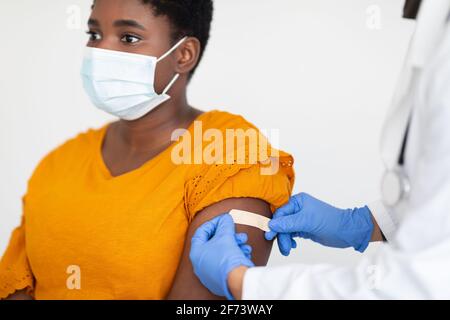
[142,0,214,77]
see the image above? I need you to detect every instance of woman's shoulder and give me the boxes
[198,109,290,157]
[29,124,108,182]
[184,110,295,220]
[46,124,106,160]
[199,110,258,131]
[184,109,294,178]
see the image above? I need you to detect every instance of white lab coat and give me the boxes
[243,2,450,299]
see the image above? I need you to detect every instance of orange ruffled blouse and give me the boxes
[0,110,295,299]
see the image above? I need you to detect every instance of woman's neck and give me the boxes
[114,91,200,153]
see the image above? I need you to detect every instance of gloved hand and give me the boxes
[190,214,255,300]
[265,193,374,256]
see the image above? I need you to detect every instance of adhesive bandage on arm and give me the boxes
[229,209,271,232]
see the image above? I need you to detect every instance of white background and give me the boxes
[0,0,414,269]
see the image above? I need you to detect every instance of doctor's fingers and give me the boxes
[273,196,301,220]
[265,198,302,241]
[265,230,278,241]
[213,213,237,237]
[235,233,253,259]
[235,233,249,245]
[277,233,295,256]
[269,212,310,234]
[191,215,224,245]
[266,226,305,242]
[239,244,253,259]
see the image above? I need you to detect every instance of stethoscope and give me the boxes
[379,0,450,208]
[380,64,418,208]
[381,122,411,208]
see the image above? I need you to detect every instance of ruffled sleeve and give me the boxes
[184,151,295,222]
[0,200,34,299]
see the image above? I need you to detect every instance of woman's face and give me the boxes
[87,0,179,93]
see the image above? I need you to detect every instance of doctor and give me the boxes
[189,0,450,299]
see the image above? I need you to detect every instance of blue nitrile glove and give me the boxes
[265,193,374,256]
[190,214,255,300]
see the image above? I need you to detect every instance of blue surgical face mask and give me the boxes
[81,37,187,121]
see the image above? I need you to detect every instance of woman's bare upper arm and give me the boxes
[3,289,33,300]
[167,197,273,300]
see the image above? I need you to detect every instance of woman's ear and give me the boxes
[175,37,201,76]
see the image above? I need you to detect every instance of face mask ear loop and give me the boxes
[162,74,180,95]
[156,36,188,63]
[157,36,187,95]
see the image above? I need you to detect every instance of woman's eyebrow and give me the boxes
[113,19,147,31]
[88,18,100,27]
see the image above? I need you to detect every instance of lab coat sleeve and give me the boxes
[367,201,397,242]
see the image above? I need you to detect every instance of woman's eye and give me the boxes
[86,31,101,42]
[121,34,141,44]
